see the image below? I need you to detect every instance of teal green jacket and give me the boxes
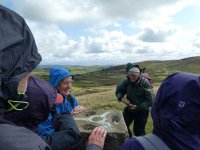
[115,77,154,110]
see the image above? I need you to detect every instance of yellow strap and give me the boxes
[7,103,20,112]
[7,100,29,111]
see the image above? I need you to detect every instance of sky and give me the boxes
[1,0,200,65]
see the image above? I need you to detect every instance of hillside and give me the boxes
[73,56,200,87]
[33,56,200,87]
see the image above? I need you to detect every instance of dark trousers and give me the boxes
[123,107,149,138]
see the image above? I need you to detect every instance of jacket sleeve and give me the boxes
[115,80,128,101]
[86,144,102,150]
[138,81,154,110]
[120,138,145,150]
[43,113,81,150]
[0,123,50,150]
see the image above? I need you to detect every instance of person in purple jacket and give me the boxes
[0,5,81,150]
[0,4,49,150]
[0,4,105,150]
[120,72,200,150]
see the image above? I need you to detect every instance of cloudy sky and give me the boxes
[1,0,200,65]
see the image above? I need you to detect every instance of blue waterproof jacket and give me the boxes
[49,66,79,113]
[37,66,79,136]
[120,72,200,150]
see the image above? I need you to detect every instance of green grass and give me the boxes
[74,84,158,134]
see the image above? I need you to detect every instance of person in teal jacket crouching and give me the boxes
[116,63,154,138]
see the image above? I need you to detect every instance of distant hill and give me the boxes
[73,56,200,87]
[33,65,105,81]
[33,56,200,87]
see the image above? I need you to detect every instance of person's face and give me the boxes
[57,76,72,96]
[128,73,139,82]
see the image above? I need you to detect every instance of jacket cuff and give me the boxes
[116,94,123,101]
[86,144,102,150]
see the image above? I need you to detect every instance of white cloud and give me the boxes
[13,0,185,25]
[13,0,102,24]
[28,22,79,59]
[192,31,200,48]
[2,0,200,65]
[138,28,175,42]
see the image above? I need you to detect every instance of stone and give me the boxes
[74,110,129,150]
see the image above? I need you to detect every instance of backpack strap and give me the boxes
[135,134,170,150]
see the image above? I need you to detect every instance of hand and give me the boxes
[75,105,86,112]
[71,106,86,115]
[121,98,130,105]
[87,126,107,149]
[128,104,137,110]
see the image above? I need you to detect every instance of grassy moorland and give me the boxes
[32,56,200,134]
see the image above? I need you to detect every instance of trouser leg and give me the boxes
[133,110,149,136]
[123,107,134,138]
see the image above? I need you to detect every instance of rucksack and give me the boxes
[135,134,170,150]
[139,67,153,85]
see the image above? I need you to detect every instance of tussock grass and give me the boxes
[75,85,159,134]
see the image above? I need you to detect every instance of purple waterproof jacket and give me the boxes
[120,72,200,150]
[4,76,56,130]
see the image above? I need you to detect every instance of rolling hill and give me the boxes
[33,56,200,87]
[73,56,200,87]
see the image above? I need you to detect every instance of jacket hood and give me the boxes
[49,66,72,87]
[4,76,56,129]
[0,5,41,104]
[151,72,200,150]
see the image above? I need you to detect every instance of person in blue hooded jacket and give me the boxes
[37,66,86,137]
[49,66,86,115]
[119,72,200,150]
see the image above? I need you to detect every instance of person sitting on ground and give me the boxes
[37,66,86,137]
[120,72,200,150]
